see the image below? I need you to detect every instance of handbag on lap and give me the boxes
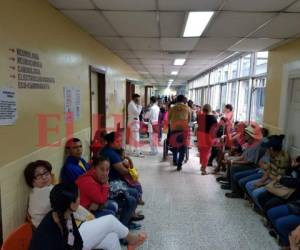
[265,180,296,199]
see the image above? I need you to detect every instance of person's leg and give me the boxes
[251,187,267,210]
[245,178,261,197]
[231,169,257,193]
[239,172,263,193]
[267,205,290,226]
[275,215,300,247]
[96,232,122,250]
[119,194,137,227]
[149,132,155,154]
[264,197,286,212]
[200,147,211,171]
[79,215,128,250]
[177,145,186,169]
[172,147,178,165]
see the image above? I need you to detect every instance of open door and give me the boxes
[89,66,106,157]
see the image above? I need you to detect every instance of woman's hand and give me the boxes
[290,225,300,246]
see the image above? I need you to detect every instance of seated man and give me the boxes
[61,138,90,183]
[219,125,263,197]
[100,132,144,229]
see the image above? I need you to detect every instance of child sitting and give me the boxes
[116,148,145,205]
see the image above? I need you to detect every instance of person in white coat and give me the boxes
[147,96,160,155]
[127,94,143,157]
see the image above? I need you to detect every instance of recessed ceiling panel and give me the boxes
[160,12,186,37]
[103,11,159,37]
[158,0,224,11]
[112,50,137,59]
[229,38,282,52]
[251,13,300,38]
[222,0,295,11]
[160,38,199,51]
[96,37,129,50]
[286,1,300,12]
[204,12,275,37]
[194,37,241,51]
[93,0,156,10]
[61,10,117,36]
[48,0,95,9]
[124,38,160,51]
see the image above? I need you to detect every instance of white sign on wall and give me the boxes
[0,88,17,125]
[64,86,81,122]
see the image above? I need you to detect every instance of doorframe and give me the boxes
[89,65,106,152]
[278,61,300,150]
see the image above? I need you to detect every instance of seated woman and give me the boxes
[100,132,145,228]
[25,160,146,250]
[267,202,300,250]
[258,156,300,212]
[115,148,144,205]
[76,156,118,218]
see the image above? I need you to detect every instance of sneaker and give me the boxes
[219,180,230,184]
[138,152,145,158]
[128,222,142,230]
[225,192,243,199]
[216,176,228,182]
[221,184,231,190]
[130,214,145,221]
[177,164,182,171]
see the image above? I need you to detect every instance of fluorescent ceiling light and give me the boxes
[171,71,178,75]
[173,59,186,66]
[168,79,174,82]
[183,11,214,37]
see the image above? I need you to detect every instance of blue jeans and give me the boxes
[93,200,118,218]
[170,130,187,166]
[245,179,268,210]
[231,169,258,193]
[238,170,263,192]
[267,205,300,246]
[118,187,138,227]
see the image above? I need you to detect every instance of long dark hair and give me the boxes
[50,183,79,246]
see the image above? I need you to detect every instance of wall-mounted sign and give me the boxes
[8,48,55,90]
[0,88,17,125]
[64,86,81,122]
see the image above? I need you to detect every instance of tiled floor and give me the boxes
[128,144,279,250]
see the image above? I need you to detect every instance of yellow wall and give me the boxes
[0,0,143,238]
[264,38,300,134]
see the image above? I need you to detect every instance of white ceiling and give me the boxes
[49,0,300,86]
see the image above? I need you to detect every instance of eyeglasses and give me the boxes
[34,171,50,180]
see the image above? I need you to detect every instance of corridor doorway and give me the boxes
[89,66,106,156]
[286,77,300,157]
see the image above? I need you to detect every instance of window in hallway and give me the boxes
[250,78,266,124]
[188,51,268,123]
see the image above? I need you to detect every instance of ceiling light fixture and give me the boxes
[173,59,186,66]
[171,71,178,75]
[183,11,214,37]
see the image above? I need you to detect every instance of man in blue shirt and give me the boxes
[61,138,90,183]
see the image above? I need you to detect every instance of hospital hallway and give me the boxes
[129,144,278,250]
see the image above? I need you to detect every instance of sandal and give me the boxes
[128,232,147,250]
[200,167,207,175]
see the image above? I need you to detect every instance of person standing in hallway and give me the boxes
[197,104,218,175]
[127,94,144,157]
[147,96,160,155]
[168,95,190,171]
